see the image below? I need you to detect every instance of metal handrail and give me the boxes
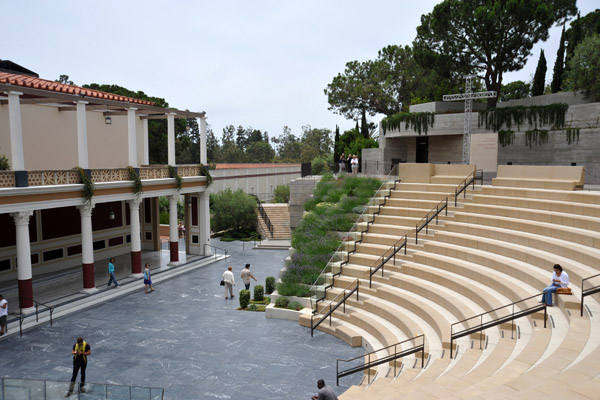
[336,334,425,385]
[369,235,408,288]
[308,165,400,312]
[454,170,479,206]
[311,279,359,337]
[6,312,24,337]
[415,197,448,244]
[19,296,54,328]
[581,273,600,316]
[251,194,274,238]
[203,243,229,260]
[450,293,547,358]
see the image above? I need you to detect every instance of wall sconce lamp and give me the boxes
[109,207,115,220]
[105,115,112,125]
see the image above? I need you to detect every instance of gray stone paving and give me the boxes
[0,239,362,400]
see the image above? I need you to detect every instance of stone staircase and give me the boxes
[257,203,291,239]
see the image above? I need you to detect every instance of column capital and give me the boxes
[74,100,89,105]
[76,203,95,217]
[167,112,177,116]
[168,194,179,203]
[10,210,33,226]
[6,91,23,96]
[128,107,138,111]
[128,198,142,210]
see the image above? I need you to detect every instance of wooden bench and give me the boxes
[492,165,584,190]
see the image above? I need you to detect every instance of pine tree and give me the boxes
[551,27,566,93]
[565,13,582,66]
[532,50,547,96]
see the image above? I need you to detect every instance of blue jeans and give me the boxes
[107,272,118,287]
[541,284,559,305]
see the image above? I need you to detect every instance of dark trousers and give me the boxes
[70,361,86,386]
[244,283,250,290]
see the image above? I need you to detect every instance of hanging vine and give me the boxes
[478,103,569,132]
[128,166,143,197]
[381,112,435,135]
[76,167,95,204]
[498,130,515,147]
[198,163,213,186]
[525,129,549,148]
[168,165,183,191]
[565,127,580,145]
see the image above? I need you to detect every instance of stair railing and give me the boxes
[311,279,359,337]
[581,273,600,316]
[450,294,547,358]
[308,164,400,313]
[336,334,425,385]
[369,235,408,288]
[251,194,274,238]
[453,169,483,206]
[415,197,448,244]
[19,296,54,328]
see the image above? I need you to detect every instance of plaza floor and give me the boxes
[0,239,362,400]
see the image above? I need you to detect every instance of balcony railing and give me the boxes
[0,165,207,188]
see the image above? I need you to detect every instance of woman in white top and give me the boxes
[541,264,569,306]
[222,266,236,299]
[351,155,359,176]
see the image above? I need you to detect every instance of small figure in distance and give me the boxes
[107,258,119,288]
[351,155,359,176]
[240,263,258,291]
[143,263,155,293]
[541,264,569,307]
[338,153,346,173]
[311,379,338,400]
[67,336,91,396]
[0,294,7,336]
[223,266,235,299]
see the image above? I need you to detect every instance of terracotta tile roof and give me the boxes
[215,163,301,169]
[0,72,155,106]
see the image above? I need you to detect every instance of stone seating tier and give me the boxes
[492,165,584,190]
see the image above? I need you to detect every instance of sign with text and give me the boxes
[470,133,498,172]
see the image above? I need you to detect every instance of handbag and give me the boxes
[557,287,572,295]
[220,280,225,286]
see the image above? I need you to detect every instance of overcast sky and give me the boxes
[4,1,598,141]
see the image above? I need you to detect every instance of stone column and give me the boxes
[168,194,179,263]
[142,118,149,165]
[198,191,212,256]
[127,108,138,167]
[167,112,177,166]
[11,211,34,311]
[7,91,28,187]
[77,203,97,292]
[75,101,89,169]
[199,117,207,165]
[129,198,143,276]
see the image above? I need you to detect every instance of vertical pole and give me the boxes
[75,101,89,169]
[143,119,149,165]
[544,306,547,328]
[199,117,207,165]
[512,304,515,339]
[480,315,483,349]
[167,112,177,166]
[77,204,96,291]
[168,194,179,263]
[128,199,143,275]
[127,108,138,167]
[7,91,25,171]
[11,211,34,311]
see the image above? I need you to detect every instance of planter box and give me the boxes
[268,290,312,308]
[265,303,312,321]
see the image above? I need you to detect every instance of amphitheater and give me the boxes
[300,163,600,399]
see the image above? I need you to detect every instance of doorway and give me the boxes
[416,136,429,163]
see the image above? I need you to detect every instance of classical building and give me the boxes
[0,68,211,312]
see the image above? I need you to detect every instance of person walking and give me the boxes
[311,379,338,400]
[223,266,235,299]
[143,263,155,293]
[0,294,7,336]
[67,337,91,396]
[240,264,258,290]
[107,258,119,288]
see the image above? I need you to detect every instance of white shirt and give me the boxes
[0,299,7,317]
[552,271,569,288]
[222,270,235,285]
[351,158,358,167]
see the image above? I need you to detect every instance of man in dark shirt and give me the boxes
[67,337,91,396]
[311,379,338,400]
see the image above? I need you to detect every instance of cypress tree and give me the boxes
[333,125,340,164]
[551,27,566,93]
[360,109,369,139]
[531,49,547,96]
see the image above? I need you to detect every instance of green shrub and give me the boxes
[253,285,264,302]
[248,304,258,311]
[210,189,258,239]
[311,156,330,175]
[239,289,251,309]
[277,282,311,297]
[275,296,290,308]
[273,184,290,203]
[0,155,9,170]
[288,301,303,311]
[265,277,276,294]
[159,211,169,225]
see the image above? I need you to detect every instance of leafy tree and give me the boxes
[551,27,566,93]
[273,184,290,203]
[299,125,332,163]
[338,128,377,159]
[245,141,275,163]
[210,189,258,239]
[206,127,220,163]
[500,80,531,102]
[532,50,547,96]
[414,0,577,108]
[271,126,301,162]
[0,155,10,170]
[56,75,74,85]
[565,34,600,101]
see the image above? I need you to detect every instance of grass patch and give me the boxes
[237,305,266,312]
[249,297,270,305]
